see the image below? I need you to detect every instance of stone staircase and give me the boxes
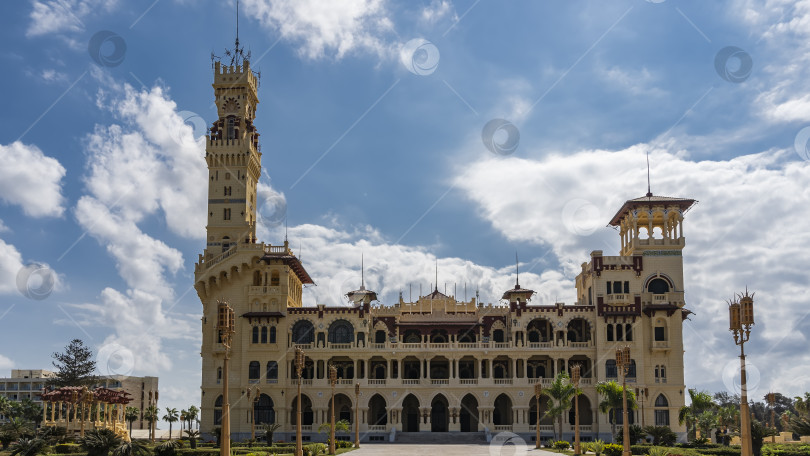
[395,432,487,444]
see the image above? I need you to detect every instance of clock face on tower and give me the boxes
[222,97,240,115]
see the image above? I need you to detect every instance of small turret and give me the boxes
[346,255,377,307]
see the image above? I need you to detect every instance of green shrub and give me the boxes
[603,443,624,456]
[302,443,326,456]
[55,443,84,454]
[647,446,671,456]
[590,439,606,456]
[553,441,571,450]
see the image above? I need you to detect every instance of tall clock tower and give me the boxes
[204,58,261,258]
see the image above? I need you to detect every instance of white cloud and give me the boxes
[454,142,810,396]
[0,354,14,372]
[242,0,395,60]
[0,141,66,218]
[0,238,25,295]
[26,0,118,37]
[41,69,68,83]
[420,0,458,25]
[0,219,8,233]
[602,66,666,97]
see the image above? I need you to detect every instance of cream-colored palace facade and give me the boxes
[195,58,691,443]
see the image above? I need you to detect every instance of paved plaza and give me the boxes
[350,444,561,456]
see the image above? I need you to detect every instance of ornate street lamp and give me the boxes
[616,346,632,456]
[767,392,776,443]
[354,383,360,449]
[295,347,305,456]
[534,383,542,449]
[329,364,338,455]
[572,365,581,456]
[217,300,235,456]
[729,291,754,456]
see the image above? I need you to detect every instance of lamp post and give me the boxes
[534,383,542,449]
[616,346,632,456]
[246,386,260,441]
[729,291,754,456]
[635,387,648,428]
[572,365,581,456]
[354,383,360,449]
[217,300,235,456]
[295,347,305,456]
[329,364,337,455]
[767,392,775,443]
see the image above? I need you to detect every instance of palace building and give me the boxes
[195,51,692,444]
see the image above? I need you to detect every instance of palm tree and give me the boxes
[111,441,149,456]
[678,389,715,441]
[542,371,580,441]
[186,406,199,431]
[162,408,179,440]
[184,430,200,449]
[179,410,188,436]
[1,417,35,448]
[715,405,738,445]
[596,380,638,442]
[9,438,47,456]
[124,407,140,439]
[143,406,159,442]
[260,423,282,446]
[81,428,123,456]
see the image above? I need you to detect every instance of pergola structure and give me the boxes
[40,386,133,441]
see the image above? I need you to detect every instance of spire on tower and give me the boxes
[434,258,438,292]
[646,148,652,197]
[515,251,520,288]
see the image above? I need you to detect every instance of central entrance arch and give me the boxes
[460,394,479,432]
[402,394,420,432]
[431,394,449,432]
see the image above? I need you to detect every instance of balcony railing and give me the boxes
[368,425,386,432]
[368,379,386,385]
[459,379,478,385]
[494,379,513,385]
[328,343,352,349]
[402,379,420,385]
[528,342,553,348]
[430,379,449,385]
[493,425,512,432]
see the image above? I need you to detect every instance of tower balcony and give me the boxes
[206,138,258,155]
[641,291,684,306]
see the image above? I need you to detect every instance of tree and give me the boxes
[543,371,580,441]
[642,426,677,446]
[317,419,350,435]
[715,405,739,445]
[260,423,281,446]
[596,380,638,442]
[124,407,140,439]
[678,389,715,441]
[179,410,188,436]
[9,438,47,456]
[0,418,35,449]
[81,429,123,456]
[111,441,149,456]
[185,406,199,431]
[786,392,810,436]
[163,408,179,440]
[143,406,159,441]
[49,339,98,387]
[184,430,200,449]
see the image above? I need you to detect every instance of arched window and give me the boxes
[328,320,355,344]
[227,116,235,140]
[266,361,278,380]
[214,395,223,425]
[261,327,268,344]
[625,324,633,341]
[607,324,614,341]
[654,320,667,341]
[270,270,280,286]
[492,329,505,343]
[254,394,275,424]
[654,394,670,425]
[249,361,260,380]
[292,320,315,344]
[605,360,617,378]
[269,327,277,343]
[217,367,222,384]
[627,360,637,378]
[252,327,259,344]
[616,324,624,341]
[253,270,261,286]
[648,278,670,294]
[375,330,387,344]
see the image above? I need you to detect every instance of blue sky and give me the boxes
[2,0,810,416]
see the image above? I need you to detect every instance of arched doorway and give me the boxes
[402,394,420,432]
[493,394,513,426]
[460,394,479,432]
[254,394,275,424]
[529,396,553,426]
[368,394,387,426]
[328,393,353,423]
[568,395,593,426]
[290,394,313,426]
[431,394,449,432]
